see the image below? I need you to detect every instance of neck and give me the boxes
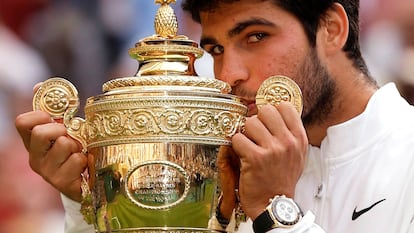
[305,72,377,147]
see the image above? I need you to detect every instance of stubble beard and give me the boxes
[229,48,336,122]
[298,48,336,128]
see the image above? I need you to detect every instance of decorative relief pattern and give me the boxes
[44,88,70,114]
[159,109,186,133]
[33,77,246,149]
[96,228,220,233]
[33,77,79,119]
[102,76,231,93]
[129,111,159,135]
[265,86,290,104]
[256,75,303,114]
[129,44,203,59]
[81,106,244,149]
[216,111,239,136]
[189,110,213,135]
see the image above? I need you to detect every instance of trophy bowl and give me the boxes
[77,77,247,232]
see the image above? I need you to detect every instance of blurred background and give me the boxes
[0,0,413,232]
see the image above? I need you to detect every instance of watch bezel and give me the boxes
[269,195,302,227]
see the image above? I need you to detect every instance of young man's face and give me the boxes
[199,0,335,120]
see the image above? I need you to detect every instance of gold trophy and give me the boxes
[32,1,302,232]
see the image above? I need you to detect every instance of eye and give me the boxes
[247,32,268,43]
[206,45,224,56]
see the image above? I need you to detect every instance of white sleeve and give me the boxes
[61,194,95,233]
[409,218,414,233]
[208,209,237,232]
[236,211,325,233]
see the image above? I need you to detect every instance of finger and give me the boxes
[33,82,43,93]
[15,111,55,150]
[51,152,88,202]
[257,104,289,137]
[274,102,305,138]
[44,135,82,168]
[231,132,261,165]
[243,113,275,147]
[29,122,68,158]
[228,147,241,173]
[219,146,241,181]
[217,146,239,217]
[258,103,307,149]
[57,152,88,182]
[218,146,239,170]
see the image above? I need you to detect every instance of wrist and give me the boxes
[215,194,233,228]
[250,207,267,221]
[243,199,269,220]
[220,196,236,219]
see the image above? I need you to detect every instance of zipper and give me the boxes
[314,146,328,227]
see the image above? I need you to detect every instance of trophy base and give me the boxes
[99,227,225,233]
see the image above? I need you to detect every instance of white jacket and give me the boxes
[62,83,414,233]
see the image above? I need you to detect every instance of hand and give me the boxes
[216,145,240,219]
[15,110,87,202]
[232,102,308,220]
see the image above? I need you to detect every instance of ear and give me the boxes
[318,3,349,55]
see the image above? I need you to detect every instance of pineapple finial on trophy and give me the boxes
[154,0,178,38]
[127,0,205,76]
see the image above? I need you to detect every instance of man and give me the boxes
[15,0,414,232]
[180,1,414,232]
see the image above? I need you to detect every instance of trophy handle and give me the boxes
[33,77,88,150]
[33,77,95,224]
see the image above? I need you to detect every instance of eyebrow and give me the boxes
[200,37,217,49]
[200,17,276,49]
[229,18,275,37]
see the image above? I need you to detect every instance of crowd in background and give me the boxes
[0,0,412,232]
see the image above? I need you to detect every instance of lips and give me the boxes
[241,99,257,116]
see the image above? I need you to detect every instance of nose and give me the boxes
[214,52,248,87]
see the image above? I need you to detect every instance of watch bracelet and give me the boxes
[252,210,273,233]
[215,195,231,228]
[235,202,247,231]
[215,190,248,230]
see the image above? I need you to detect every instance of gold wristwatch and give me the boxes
[252,195,303,233]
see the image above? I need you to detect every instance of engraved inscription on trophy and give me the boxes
[125,161,190,210]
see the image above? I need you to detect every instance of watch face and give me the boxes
[271,198,299,225]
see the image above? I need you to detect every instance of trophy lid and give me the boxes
[103,0,231,94]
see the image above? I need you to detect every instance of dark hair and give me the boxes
[182,0,371,77]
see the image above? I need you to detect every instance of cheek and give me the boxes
[213,62,220,77]
[260,44,305,78]
[266,55,301,78]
